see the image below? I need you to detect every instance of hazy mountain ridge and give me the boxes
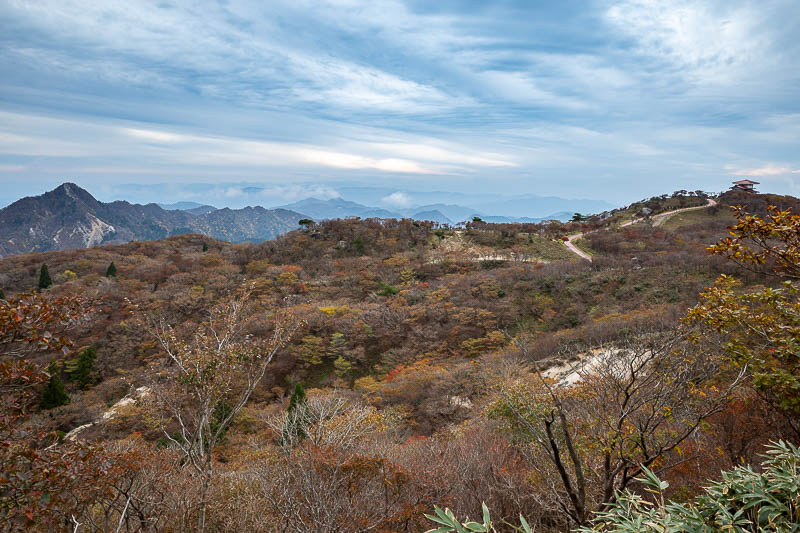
[279,197,576,224]
[159,201,218,215]
[277,197,401,220]
[409,210,453,224]
[0,183,605,258]
[0,183,305,257]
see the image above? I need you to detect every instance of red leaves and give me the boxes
[385,364,406,382]
[0,291,93,359]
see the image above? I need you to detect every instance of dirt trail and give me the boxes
[564,198,716,262]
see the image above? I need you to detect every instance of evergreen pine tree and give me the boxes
[353,235,365,256]
[105,261,117,277]
[283,382,308,443]
[66,346,97,389]
[0,288,5,300]
[202,242,209,252]
[40,365,69,409]
[38,264,52,290]
[288,382,307,412]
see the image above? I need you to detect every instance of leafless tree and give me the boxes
[257,393,411,532]
[140,284,298,532]
[494,332,747,527]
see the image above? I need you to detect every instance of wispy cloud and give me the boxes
[605,0,762,84]
[729,164,800,177]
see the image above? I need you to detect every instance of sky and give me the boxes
[1,0,799,209]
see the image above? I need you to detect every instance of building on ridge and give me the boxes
[731,179,759,192]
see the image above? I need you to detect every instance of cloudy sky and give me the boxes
[1,0,799,207]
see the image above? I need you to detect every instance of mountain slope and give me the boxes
[0,183,304,257]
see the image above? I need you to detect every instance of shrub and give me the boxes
[424,503,532,533]
[378,282,399,296]
[579,441,800,532]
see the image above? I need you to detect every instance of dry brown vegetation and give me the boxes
[1,193,798,532]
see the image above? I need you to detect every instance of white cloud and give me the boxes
[259,184,340,202]
[606,0,763,84]
[367,142,516,168]
[729,164,800,177]
[2,111,492,175]
[381,191,413,208]
[2,0,466,114]
[288,55,460,113]
[223,187,244,198]
[122,128,184,143]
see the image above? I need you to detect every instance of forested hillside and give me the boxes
[2,192,799,532]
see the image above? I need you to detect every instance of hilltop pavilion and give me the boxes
[731,179,759,192]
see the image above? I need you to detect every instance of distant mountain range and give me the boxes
[0,182,611,258]
[275,198,576,224]
[277,197,399,220]
[0,184,305,257]
[102,182,616,217]
[158,201,218,215]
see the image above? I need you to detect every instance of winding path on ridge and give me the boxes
[564,198,717,262]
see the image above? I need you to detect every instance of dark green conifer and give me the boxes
[40,365,69,409]
[66,346,97,389]
[283,382,308,443]
[353,235,365,256]
[288,382,307,413]
[105,261,117,277]
[202,242,208,252]
[38,264,52,290]
[0,288,5,300]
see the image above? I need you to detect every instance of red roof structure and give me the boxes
[731,179,759,192]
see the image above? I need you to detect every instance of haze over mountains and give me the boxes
[82,182,615,219]
[0,184,304,258]
[0,182,616,257]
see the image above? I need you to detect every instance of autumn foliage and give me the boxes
[0,194,798,531]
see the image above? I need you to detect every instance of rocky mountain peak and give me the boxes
[0,183,306,258]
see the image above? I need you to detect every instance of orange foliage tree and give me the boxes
[688,205,800,416]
